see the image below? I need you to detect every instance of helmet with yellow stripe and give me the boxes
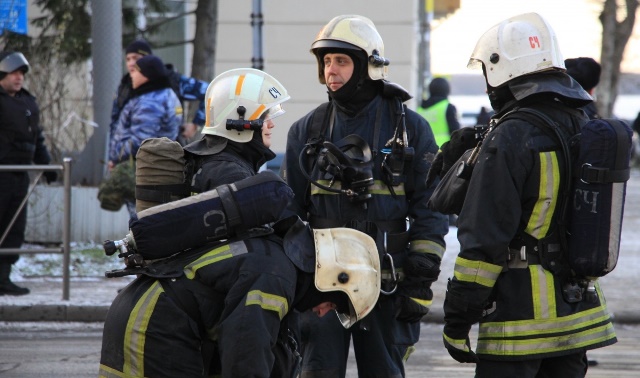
[201,68,290,142]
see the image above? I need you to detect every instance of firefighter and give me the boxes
[281,15,448,377]
[441,12,617,377]
[99,216,381,378]
[183,67,290,193]
[134,67,291,210]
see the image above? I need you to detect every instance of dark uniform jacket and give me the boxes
[446,72,617,360]
[0,86,50,165]
[284,93,448,263]
[0,86,51,254]
[99,232,312,378]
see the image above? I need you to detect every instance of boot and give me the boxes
[0,263,30,296]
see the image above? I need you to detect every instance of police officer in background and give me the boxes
[417,77,461,147]
[441,13,616,377]
[110,40,209,148]
[0,51,56,296]
[282,15,448,377]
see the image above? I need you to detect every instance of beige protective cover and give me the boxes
[135,137,186,212]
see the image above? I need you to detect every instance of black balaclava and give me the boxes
[483,65,516,113]
[319,48,380,117]
[225,124,276,172]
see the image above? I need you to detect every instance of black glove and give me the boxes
[442,321,479,363]
[395,284,433,323]
[426,127,480,187]
[43,171,58,184]
[395,253,441,323]
[442,278,485,363]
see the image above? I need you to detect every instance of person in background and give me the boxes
[441,12,616,377]
[0,51,57,296]
[282,15,448,377]
[109,39,208,148]
[475,105,494,126]
[108,54,183,217]
[417,77,461,147]
[418,77,462,226]
[565,57,602,119]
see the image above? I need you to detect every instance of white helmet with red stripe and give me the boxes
[201,68,290,142]
[467,12,565,88]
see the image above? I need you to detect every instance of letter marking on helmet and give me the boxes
[467,12,565,87]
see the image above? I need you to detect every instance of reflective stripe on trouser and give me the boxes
[477,265,616,357]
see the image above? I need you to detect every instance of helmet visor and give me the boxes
[264,103,285,120]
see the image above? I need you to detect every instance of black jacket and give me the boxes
[0,87,51,165]
[445,72,616,360]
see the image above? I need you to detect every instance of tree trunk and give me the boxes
[192,0,218,83]
[597,0,638,118]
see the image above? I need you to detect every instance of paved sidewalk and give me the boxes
[2,170,640,323]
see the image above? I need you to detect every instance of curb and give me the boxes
[2,305,638,325]
[0,304,109,322]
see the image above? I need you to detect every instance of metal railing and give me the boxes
[0,158,73,300]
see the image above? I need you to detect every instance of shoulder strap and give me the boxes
[500,107,575,266]
[500,107,574,210]
[498,107,574,180]
[299,102,333,203]
[307,101,333,145]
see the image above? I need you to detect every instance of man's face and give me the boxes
[130,68,148,89]
[0,70,24,95]
[323,53,354,92]
[126,52,145,74]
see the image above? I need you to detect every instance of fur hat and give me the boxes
[565,57,601,91]
[125,40,153,56]
[135,55,167,82]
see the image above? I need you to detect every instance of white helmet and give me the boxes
[310,15,389,84]
[313,228,381,328]
[201,68,290,143]
[467,12,565,88]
